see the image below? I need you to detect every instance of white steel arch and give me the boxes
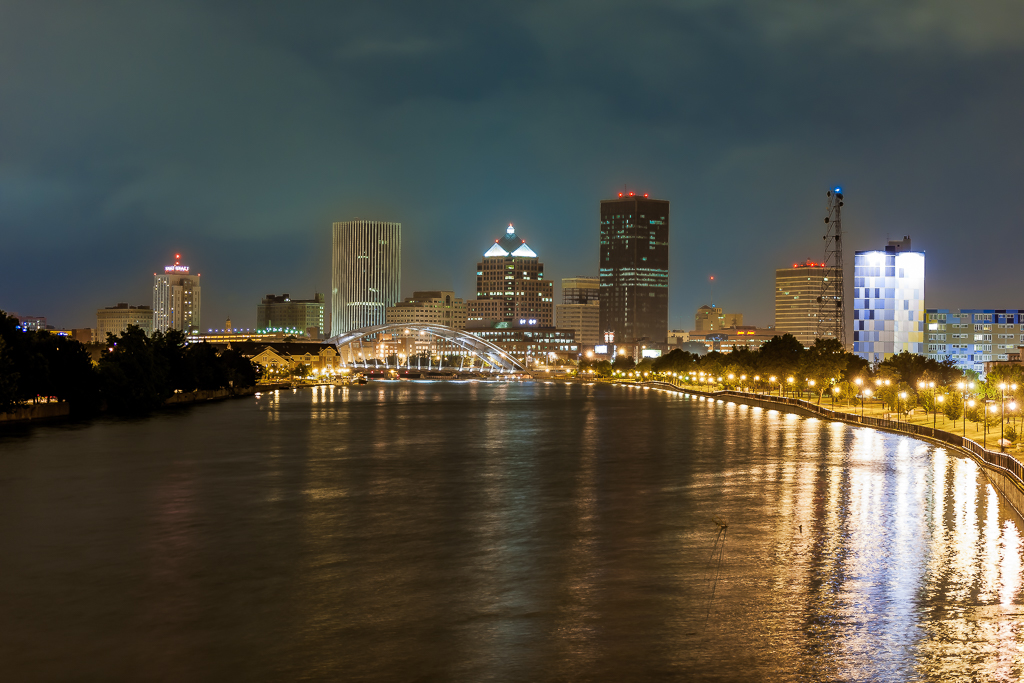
[325,323,526,372]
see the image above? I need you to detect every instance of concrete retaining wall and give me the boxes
[165,386,256,405]
[0,402,71,423]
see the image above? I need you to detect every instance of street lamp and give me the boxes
[862,388,872,418]
[967,399,976,439]
[898,391,908,424]
[935,394,944,430]
[787,376,794,397]
[957,381,972,437]
[831,385,839,410]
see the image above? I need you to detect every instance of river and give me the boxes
[1,381,1022,681]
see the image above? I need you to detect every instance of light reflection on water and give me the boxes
[0,381,1023,681]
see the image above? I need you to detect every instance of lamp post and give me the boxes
[935,394,944,431]
[957,381,967,437]
[787,376,794,398]
[898,391,907,424]
[862,388,872,418]
[807,379,816,403]
[831,385,839,410]
[967,399,975,439]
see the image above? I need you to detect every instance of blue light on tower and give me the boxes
[834,186,842,193]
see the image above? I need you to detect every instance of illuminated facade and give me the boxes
[469,325,578,363]
[853,237,925,363]
[386,291,467,329]
[332,220,401,337]
[925,309,1024,375]
[467,224,553,326]
[96,303,155,340]
[694,305,742,333]
[152,254,201,334]
[599,193,669,343]
[555,276,600,346]
[257,293,325,338]
[775,260,826,347]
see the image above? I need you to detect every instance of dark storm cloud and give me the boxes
[1,0,1022,328]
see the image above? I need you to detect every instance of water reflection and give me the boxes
[1,383,1023,681]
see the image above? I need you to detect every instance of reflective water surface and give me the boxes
[1,382,1023,681]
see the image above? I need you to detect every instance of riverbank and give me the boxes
[0,385,257,425]
[635,379,1024,520]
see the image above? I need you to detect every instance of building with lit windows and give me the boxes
[467,224,553,326]
[852,237,925,363]
[469,324,578,364]
[775,260,826,347]
[555,276,600,346]
[688,327,778,353]
[694,305,742,333]
[257,293,325,339]
[153,254,201,334]
[386,291,467,329]
[96,303,155,340]
[332,220,401,336]
[599,192,669,344]
[925,309,1024,375]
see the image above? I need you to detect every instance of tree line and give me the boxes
[578,332,1024,427]
[0,311,259,415]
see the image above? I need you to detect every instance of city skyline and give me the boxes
[3,4,1020,332]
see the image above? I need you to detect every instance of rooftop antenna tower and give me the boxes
[816,187,845,346]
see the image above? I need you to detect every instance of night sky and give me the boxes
[2,2,1022,331]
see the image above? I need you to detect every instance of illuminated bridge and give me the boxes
[325,323,527,373]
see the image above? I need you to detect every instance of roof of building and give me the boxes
[483,224,537,258]
[225,341,337,357]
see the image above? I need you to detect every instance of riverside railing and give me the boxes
[639,380,1024,494]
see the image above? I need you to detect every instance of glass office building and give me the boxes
[852,237,925,363]
[599,193,669,344]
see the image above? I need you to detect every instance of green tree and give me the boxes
[0,335,19,412]
[612,355,635,372]
[98,326,167,414]
[798,338,848,404]
[943,391,964,425]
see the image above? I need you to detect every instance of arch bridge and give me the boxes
[325,323,526,373]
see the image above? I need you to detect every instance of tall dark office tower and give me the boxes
[599,192,669,344]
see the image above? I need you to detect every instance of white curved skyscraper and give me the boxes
[331,220,401,336]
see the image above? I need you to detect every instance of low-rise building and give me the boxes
[50,329,96,344]
[386,291,467,329]
[926,309,1024,375]
[96,304,154,340]
[257,293,325,339]
[688,326,777,353]
[468,323,578,364]
[694,305,742,332]
[227,341,342,376]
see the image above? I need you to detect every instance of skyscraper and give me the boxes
[775,260,826,347]
[599,192,669,343]
[853,236,925,363]
[153,254,201,334]
[467,224,553,326]
[331,220,401,337]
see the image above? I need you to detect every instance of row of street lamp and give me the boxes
[614,368,1021,454]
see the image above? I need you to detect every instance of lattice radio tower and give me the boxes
[816,187,845,346]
